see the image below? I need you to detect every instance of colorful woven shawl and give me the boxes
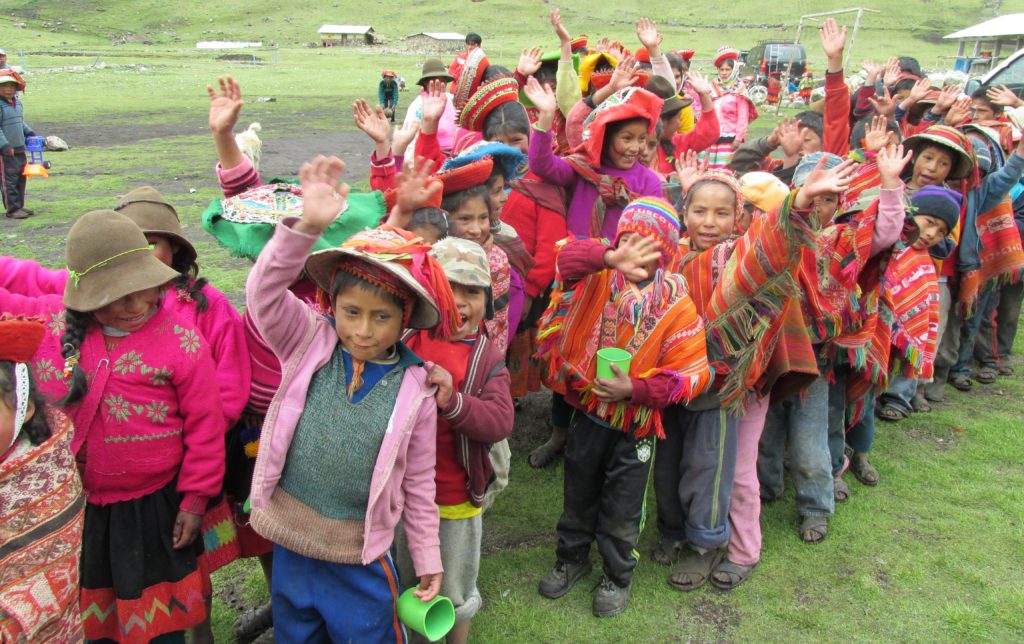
[536,255,713,438]
[564,154,640,236]
[0,409,84,643]
[483,240,512,353]
[957,195,1024,316]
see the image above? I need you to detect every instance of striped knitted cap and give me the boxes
[458,77,520,132]
[616,197,681,268]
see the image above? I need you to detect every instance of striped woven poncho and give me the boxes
[957,195,1024,317]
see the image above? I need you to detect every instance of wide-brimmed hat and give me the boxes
[437,157,494,195]
[646,75,692,115]
[442,141,525,182]
[63,210,180,312]
[458,77,519,132]
[114,186,197,265]
[417,58,454,86]
[453,48,489,113]
[0,69,25,91]
[903,125,976,181]
[304,227,442,330]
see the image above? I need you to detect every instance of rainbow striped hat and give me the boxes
[616,197,682,267]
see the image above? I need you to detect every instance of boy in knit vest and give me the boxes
[400,236,515,644]
[0,70,35,219]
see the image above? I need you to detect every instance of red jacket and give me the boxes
[655,108,721,175]
[824,70,851,157]
[501,172,569,297]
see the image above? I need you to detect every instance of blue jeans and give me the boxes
[272,545,406,643]
[758,376,834,518]
[846,394,876,454]
[952,283,996,377]
[877,374,918,415]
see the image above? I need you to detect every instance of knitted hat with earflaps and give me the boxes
[114,186,197,265]
[458,77,520,132]
[615,197,681,269]
[63,210,180,312]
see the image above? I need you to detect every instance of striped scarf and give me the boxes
[957,195,1024,316]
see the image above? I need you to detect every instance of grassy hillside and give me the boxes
[0,0,1012,69]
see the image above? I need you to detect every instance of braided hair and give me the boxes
[57,309,93,406]
[170,253,209,313]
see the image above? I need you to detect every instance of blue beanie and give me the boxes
[911,185,962,233]
[792,152,844,188]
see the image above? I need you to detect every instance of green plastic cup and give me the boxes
[397,588,455,642]
[596,347,632,379]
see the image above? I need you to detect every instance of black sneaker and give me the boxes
[538,560,592,599]
[592,575,631,617]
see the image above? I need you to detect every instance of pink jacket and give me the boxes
[0,256,251,427]
[0,286,225,514]
[246,219,442,576]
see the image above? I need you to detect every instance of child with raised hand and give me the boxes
[397,236,514,644]
[0,210,226,642]
[0,318,84,643]
[536,198,714,617]
[525,76,664,239]
[245,155,447,641]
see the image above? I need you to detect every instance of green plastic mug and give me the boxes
[596,347,632,379]
[397,587,455,642]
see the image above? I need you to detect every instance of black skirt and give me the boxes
[80,481,209,643]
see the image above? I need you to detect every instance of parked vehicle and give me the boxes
[742,41,808,87]
[965,47,1024,99]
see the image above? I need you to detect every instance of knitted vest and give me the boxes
[277,347,402,521]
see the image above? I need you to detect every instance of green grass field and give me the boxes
[2,1,1024,641]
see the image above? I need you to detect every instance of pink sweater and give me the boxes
[0,287,225,514]
[246,219,442,576]
[0,257,251,427]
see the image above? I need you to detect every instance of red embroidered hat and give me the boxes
[458,77,520,132]
[571,35,588,53]
[453,48,489,113]
[673,49,695,61]
[382,176,444,212]
[714,46,740,68]
[436,157,494,195]
[635,47,651,63]
[0,317,46,363]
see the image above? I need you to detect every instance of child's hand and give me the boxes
[882,57,901,87]
[867,86,896,119]
[933,84,962,114]
[988,84,1024,108]
[420,79,447,134]
[635,17,663,55]
[427,364,455,408]
[550,9,571,44]
[386,157,439,228]
[877,143,912,189]
[686,70,712,96]
[609,55,639,92]
[415,573,443,602]
[818,17,847,70]
[944,95,972,126]
[172,510,203,549]
[524,77,557,129]
[353,98,392,145]
[778,119,804,159]
[862,59,881,83]
[207,75,243,134]
[296,155,349,236]
[593,364,633,403]
[674,150,706,194]
[605,234,661,282]
[862,114,890,153]
[517,47,544,77]
[392,120,421,157]
[905,77,932,105]
[794,157,857,208]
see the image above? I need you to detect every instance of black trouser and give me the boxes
[0,149,26,214]
[653,406,737,550]
[555,413,655,587]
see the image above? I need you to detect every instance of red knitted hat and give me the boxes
[383,177,444,213]
[674,49,695,61]
[635,47,651,63]
[453,48,489,113]
[458,77,520,132]
[0,317,46,363]
[437,158,494,195]
[571,35,588,53]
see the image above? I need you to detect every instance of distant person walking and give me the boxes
[448,33,483,87]
[0,69,35,219]
[378,70,400,123]
[0,49,9,70]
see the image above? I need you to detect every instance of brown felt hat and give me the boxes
[114,186,197,265]
[645,75,692,116]
[63,210,179,312]
[417,58,455,86]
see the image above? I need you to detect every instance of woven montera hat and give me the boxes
[63,210,179,312]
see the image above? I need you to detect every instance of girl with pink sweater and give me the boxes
[0,210,225,643]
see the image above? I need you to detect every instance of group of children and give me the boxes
[3,10,1024,643]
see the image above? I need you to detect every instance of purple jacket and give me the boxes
[528,127,664,240]
[246,220,442,576]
